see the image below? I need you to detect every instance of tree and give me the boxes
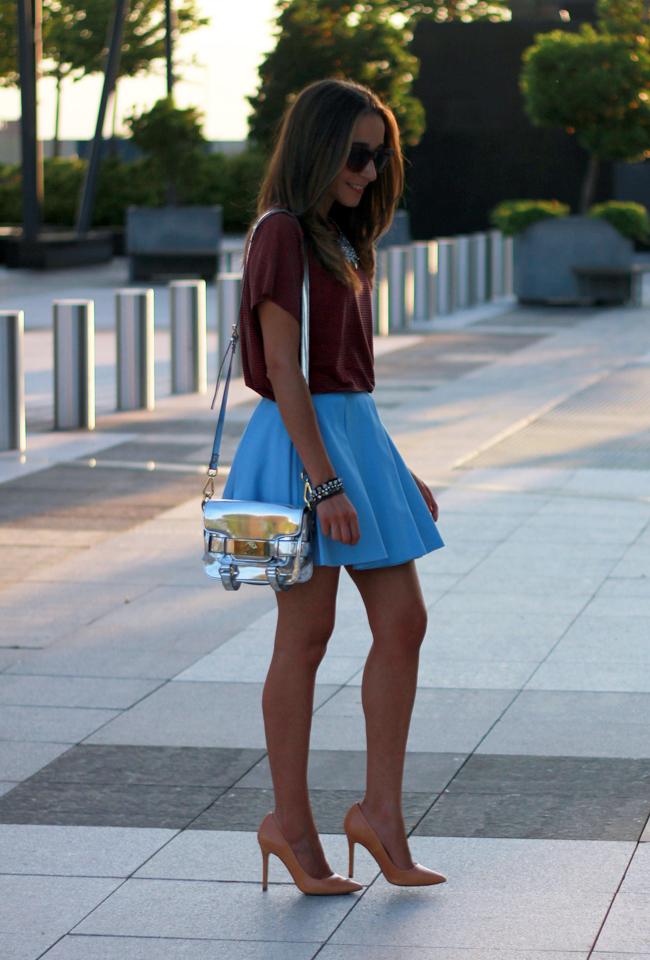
[520,0,650,212]
[125,94,206,203]
[0,0,208,156]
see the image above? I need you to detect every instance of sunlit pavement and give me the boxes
[1,266,650,959]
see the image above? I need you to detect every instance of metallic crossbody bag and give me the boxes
[202,208,316,592]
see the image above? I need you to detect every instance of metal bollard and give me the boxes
[387,245,413,332]
[53,300,95,430]
[115,289,155,412]
[436,238,456,316]
[454,235,471,311]
[219,248,244,275]
[412,241,438,323]
[488,229,505,300]
[0,310,26,452]
[170,279,207,395]
[503,236,514,297]
[217,273,242,378]
[372,248,390,335]
[469,232,488,305]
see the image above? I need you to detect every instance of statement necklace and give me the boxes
[330,220,360,270]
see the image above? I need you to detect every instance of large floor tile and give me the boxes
[26,743,265,787]
[414,790,648,841]
[0,824,175,876]
[423,610,575,660]
[476,690,650,758]
[525,659,650,693]
[43,937,319,960]
[0,704,119,743]
[451,570,605,599]
[190,787,436,834]
[0,932,63,960]
[319,949,588,960]
[133,828,380,886]
[84,682,339,749]
[0,779,222,828]
[431,590,589,615]
[73,877,359,941]
[328,836,632,950]
[0,740,72,780]
[237,749,464,793]
[594,892,650,953]
[0,674,162,708]
[0,874,121,938]
[551,615,650,663]
[310,686,517,753]
[176,649,365,685]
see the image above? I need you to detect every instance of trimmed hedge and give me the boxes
[0,149,268,233]
[588,201,650,243]
[489,199,570,236]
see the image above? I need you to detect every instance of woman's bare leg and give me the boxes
[263,564,340,878]
[345,559,428,869]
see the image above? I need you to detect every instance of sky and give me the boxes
[0,0,278,141]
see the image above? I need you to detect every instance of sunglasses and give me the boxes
[346,142,394,175]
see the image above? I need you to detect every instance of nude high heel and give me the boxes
[257,812,364,895]
[344,801,447,887]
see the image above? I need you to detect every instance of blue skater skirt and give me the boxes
[222,391,444,569]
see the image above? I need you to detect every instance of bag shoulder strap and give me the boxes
[203,208,310,496]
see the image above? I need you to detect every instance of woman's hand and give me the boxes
[315,492,360,545]
[411,471,439,522]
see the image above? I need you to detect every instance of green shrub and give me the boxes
[0,148,268,234]
[489,199,570,236]
[588,200,650,243]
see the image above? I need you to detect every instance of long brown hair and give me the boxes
[250,78,404,290]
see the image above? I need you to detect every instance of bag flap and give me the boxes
[203,499,306,538]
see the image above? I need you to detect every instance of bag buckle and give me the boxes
[202,469,217,506]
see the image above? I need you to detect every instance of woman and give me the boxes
[222,78,446,895]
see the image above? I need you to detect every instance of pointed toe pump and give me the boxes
[257,812,364,895]
[344,802,447,887]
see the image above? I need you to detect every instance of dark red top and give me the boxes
[239,211,375,400]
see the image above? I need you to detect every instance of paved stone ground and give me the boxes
[0,263,649,959]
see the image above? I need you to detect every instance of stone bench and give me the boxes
[572,264,650,306]
[126,205,223,282]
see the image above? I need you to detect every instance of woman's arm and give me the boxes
[258,299,360,546]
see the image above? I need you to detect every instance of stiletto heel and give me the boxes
[261,847,270,891]
[348,837,355,878]
[257,811,363,895]
[343,801,447,887]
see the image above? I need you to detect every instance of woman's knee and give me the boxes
[372,600,427,655]
[275,608,336,666]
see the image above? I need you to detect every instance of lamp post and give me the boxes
[16,0,43,243]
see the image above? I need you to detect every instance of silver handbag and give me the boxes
[202,208,316,592]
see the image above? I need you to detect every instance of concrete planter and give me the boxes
[126,205,223,282]
[513,215,634,304]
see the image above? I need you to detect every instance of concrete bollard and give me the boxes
[436,238,455,316]
[372,248,390,335]
[412,241,438,323]
[0,310,26,452]
[217,273,243,378]
[170,279,207,395]
[387,245,414,332]
[115,289,155,412]
[488,229,505,300]
[503,236,514,297]
[454,235,471,311]
[53,300,95,430]
[469,232,488,305]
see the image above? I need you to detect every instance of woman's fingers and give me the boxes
[316,495,360,544]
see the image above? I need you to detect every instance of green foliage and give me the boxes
[247,0,427,149]
[0,0,209,87]
[520,25,650,165]
[489,198,570,235]
[0,152,265,233]
[588,199,650,241]
[124,96,207,204]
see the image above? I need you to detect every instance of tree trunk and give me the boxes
[109,82,119,158]
[580,153,600,213]
[53,72,61,159]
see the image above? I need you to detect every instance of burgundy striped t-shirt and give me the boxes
[239,211,374,400]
